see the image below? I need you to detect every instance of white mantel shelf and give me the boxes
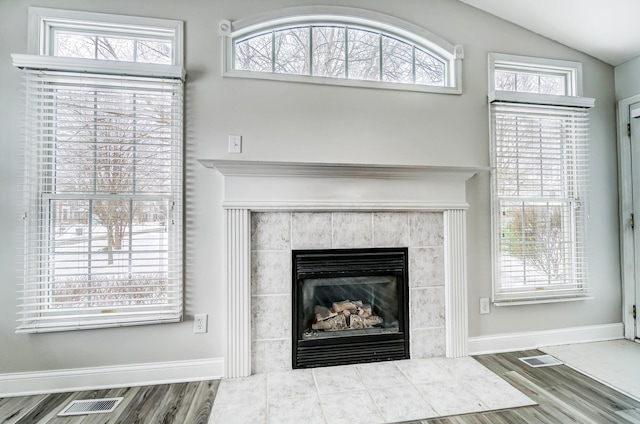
[199,159,488,211]
[198,159,489,180]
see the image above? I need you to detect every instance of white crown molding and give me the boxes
[0,358,224,397]
[468,323,623,356]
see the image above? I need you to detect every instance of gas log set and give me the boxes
[312,300,383,331]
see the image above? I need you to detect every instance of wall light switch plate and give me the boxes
[480,298,490,315]
[228,135,242,153]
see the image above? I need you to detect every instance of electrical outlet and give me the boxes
[480,298,490,315]
[194,314,208,333]
[228,135,242,153]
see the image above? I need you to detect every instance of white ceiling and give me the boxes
[458,0,640,66]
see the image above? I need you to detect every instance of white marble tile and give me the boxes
[438,357,498,381]
[209,400,267,424]
[268,369,316,399]
[252,212,291,250]
[214,374,267,406]
[332,212,373,248]
[320,390,384,424]
[367,385,438,422]
[355,361,411,389]
[465,375,536,409]
[252,295,291,340]
[410,287,445,329]
[410,328,446,359]
[291,212,332,249]
[313,364,365,394]
[373,212,410,247]
[409,212,444,247]
[252,250,291,295]
[395,358,452,384]
[268,394,326,424]
[415,380,487,416]
[252,339,291,374]
[409,247,445,287]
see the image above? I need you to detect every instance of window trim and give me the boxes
[27,7,184,67]
[489,52,583,97]
[488,53,595,306]
[220,6,464,94]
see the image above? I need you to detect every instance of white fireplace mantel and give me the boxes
[199,159,486,378]
[199,159,488,211]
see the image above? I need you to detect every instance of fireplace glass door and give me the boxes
[293,248,409,368]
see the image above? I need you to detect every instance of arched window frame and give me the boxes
[220,6,464,94]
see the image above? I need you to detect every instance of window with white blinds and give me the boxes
[13,8,184,333]
[489,54,595,304]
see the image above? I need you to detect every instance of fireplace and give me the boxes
[199,159,479,378]
[293,247,409,368]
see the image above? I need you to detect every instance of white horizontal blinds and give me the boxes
[492,102,590,302]
[19,69,183,332]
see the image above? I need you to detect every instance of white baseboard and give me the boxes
[0,357,224,398]
[468,323,624,356]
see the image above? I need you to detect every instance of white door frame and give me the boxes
[617,94,640,340]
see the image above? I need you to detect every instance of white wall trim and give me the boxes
[0,357,224,398]
[468,323,624,355]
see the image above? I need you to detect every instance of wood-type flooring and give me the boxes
[2,349,640,423]
[0,380,217,424]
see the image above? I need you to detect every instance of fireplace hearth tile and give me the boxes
[209,357,537,424]
[332,212,373,248]
[373,212,410,247]
[408,247,445,287]
[414,380,487,416]
[268,394,325,424]
[464,374,535,410]
[213,373,267,406]
[251,212,291,250]
[312,364,366,394]
[291,212,332,249]
[368,384,438,422]
[319,390,383,424]
[251,250,291,295]
[395,358,454,384]
[355,361,411,389]
[209,399,267,423]
[268,369,315,399]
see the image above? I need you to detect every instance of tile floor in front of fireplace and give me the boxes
[208,356,535,424]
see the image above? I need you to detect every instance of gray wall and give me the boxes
[615,55,640,100]
[0,0,620,374]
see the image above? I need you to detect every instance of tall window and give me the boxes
[221,7,463,94]
[489,53,594,304]
[12,8,184,332]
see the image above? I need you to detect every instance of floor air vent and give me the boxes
[58,397,124,416]
[519,354,563,368]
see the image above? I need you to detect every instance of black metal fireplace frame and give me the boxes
[292,247,410,369]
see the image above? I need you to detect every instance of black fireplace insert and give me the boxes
[292,247,410,368]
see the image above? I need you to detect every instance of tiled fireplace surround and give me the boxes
[252,211,445,373]
[200,160,483,378]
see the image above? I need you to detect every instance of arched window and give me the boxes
[220,7,463,94]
